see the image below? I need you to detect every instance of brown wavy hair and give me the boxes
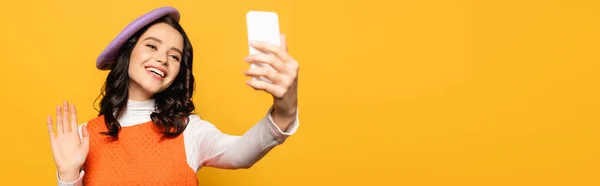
[95,15,195,140]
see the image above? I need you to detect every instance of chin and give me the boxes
[136,79,167,94]
[129,71,173,97]
[143,84,166,95]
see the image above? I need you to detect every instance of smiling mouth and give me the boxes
[145,67,166,78]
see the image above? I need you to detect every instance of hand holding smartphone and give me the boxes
[243,10,300,117]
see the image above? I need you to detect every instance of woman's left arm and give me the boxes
[186,34,300,170]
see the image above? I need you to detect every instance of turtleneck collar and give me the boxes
[116,99,156,127]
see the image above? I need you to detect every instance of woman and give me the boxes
[46,6,300,185]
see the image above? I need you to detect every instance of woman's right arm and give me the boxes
[46,101,90,186]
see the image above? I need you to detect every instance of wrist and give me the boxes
[273,95,297,117]
[58,169,80,182]
[272,104,297,117]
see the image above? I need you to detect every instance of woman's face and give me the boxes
[128,23,183,99]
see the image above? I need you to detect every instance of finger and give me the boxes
[81,125,90,152]
[47,116,55,143]
[56,105,63,134]
[246,78,286,98]
[62,101,70,132]
[280,34,288,52]
[244,66,284,84]
[250,41,292,63]
[244,54,291,75]
[70,104,78,133]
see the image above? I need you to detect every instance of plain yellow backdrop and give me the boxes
[0,0,599,185]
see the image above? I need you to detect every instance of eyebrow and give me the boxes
[143,36,183,55]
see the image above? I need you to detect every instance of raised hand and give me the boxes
[46,101,90,182]
[244,34,299,117]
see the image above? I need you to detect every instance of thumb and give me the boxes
[80,125,90,151]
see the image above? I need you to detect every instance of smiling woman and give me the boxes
[99,15,194,140]
[45,6,300,186]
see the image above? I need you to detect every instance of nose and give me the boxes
[155,53,168,66]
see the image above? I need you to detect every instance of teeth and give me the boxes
[146,67,164,78]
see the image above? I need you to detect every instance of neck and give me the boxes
[128,81,153,101]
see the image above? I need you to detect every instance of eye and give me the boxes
[170,55,180,62]
[146,44,157,50]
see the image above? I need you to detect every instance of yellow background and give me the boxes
[0,0,599,185]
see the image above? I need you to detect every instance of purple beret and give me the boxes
[96,6,181,70]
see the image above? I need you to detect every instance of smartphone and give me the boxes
[246,10,281,83]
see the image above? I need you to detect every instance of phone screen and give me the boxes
[246,11,281,55]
